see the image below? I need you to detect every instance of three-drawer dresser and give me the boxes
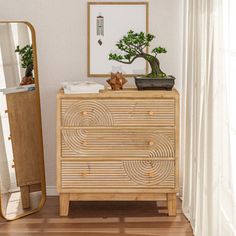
[57,89,179,216]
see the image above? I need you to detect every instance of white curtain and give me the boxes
[181,0,236,236]
[0,118,11,194]
[0,23,20,88]
[17,23,30,78]
[0,23,31,87]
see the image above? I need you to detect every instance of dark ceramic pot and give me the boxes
[135,76,175,90]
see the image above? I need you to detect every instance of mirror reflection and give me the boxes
[0,22,44,220]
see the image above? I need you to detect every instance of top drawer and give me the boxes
[60,99,175,127]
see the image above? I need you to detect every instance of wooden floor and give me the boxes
[0,197,193,236]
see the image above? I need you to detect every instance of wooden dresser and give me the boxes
[6,91,42,209]
[57,89,179,216]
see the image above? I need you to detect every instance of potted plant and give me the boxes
[15,44,34,85]
[109,30,175,90]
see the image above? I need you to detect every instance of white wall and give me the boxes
[0,0,183,194]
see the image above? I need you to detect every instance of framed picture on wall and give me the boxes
[87,2,149,77]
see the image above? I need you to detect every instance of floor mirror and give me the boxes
[0,21,46,220]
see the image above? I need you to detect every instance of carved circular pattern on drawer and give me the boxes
[63,101,114,126]
[62,129,175,157]
[62,129,88,153]
[148,133,175,157]
[123,160,174,186]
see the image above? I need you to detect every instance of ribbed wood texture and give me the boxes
[61,99,175,127]
[61,160,175,188]
[61,128,175,158]
[57,89,179,216]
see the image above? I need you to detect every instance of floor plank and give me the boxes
[0,197,193,236]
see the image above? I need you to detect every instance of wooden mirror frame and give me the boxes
[0,21,46,221]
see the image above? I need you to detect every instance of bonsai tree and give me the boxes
[15,44,33,77]
[109,31,167,78]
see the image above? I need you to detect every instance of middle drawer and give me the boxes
[61,128,175,159]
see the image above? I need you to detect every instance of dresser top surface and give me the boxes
[57,88,179,99]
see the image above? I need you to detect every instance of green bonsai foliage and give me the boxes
[109,31,167,78]
[15,44,33,77]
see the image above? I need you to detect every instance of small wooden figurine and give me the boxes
[107,72,127,90]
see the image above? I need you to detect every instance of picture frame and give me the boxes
[87,2,149,77]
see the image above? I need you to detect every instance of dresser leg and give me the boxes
[60,193,70,216]
[167,193,177,216]
[20,185,30,209]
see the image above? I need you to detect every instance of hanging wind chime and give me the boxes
[96,13,104,46]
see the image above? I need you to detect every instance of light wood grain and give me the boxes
[60,194,70,217]
[57,88,179,99]
[20,186,30,209]
[57,93,62,195]
[61,160,175,189]
[57,89,179,217]
[167,193,177,216]
[69,193,167,201]
[61,99,175,127]
[6,91,42,187]
[61,128,175,158]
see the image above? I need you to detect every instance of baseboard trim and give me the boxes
[46,186,58,196]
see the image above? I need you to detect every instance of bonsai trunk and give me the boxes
[25,63,33,77]
[135,54,165,78]
[145,56,166,78]
[20,63,34,86]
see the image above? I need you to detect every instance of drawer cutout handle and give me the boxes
[81,141,87,145]
[81,111,88,116]
[148,141,154,146]
[80,171,89,176]
[148,171,155,177]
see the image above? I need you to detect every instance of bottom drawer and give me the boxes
[61,160,175,189]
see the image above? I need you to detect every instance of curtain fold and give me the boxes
[17,23,31,78]
[0,117,11,194]
[0,23,20,87]
[182,0,236,235]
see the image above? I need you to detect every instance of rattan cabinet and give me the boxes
[57,89,179,216]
